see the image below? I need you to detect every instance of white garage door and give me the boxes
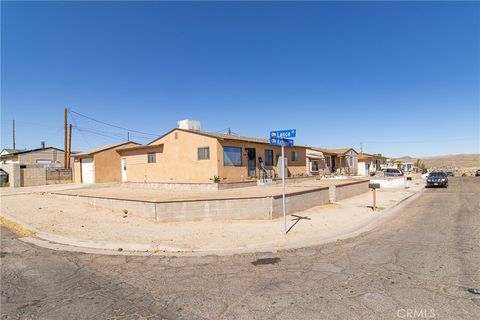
[81,158,94,184]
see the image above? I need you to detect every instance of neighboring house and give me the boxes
[357,153,389,176]
[357,153,374,176]
[306,149,325,175]
[306,149,335,175]
[118,128,308,184]
[73,142,139,184]
[312,148,359,175]
[403,162,414,172]
[0,147,74,167]
[0,148,26,157]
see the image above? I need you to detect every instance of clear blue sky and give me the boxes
[2,1,479,157]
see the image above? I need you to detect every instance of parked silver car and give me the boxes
[384,168,404,177]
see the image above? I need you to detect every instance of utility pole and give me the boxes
[12,119,16,150]
[67,124,72,168]
[127,131,130,141]
[64,108,68,169]
[360,142,363,154]
[227,128,231,135]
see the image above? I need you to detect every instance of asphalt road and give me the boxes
[1,177,479,320]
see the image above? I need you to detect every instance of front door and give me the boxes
[245,148,256,177]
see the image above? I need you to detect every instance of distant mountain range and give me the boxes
[395,153,480,169]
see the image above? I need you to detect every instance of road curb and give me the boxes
[2,188,425,257]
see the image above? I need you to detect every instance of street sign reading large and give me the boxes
[270,129,296,139]
[270,137,294,147]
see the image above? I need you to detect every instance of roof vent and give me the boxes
[177,119,201,131]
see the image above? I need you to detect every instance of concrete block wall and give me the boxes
[335,180,369,201]
[0,163,21,187]
[21,167,47,187]
[51,194,157,220]
[154,197,273,222]
[271,187,330,219]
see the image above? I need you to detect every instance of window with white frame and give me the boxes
[197,147,210,160]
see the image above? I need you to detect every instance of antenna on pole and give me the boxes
[12,119,16,150]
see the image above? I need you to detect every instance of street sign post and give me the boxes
[269,137,294,147]
[270,129,296,139]
[269,129,297,235]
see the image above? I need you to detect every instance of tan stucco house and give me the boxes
[74,142,139,184]
[118,128,308,184]
[308,147,359,175]
[357,153,388,176]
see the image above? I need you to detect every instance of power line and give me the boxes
[69,112,93,148]
[75,127,127,142]
[73,126,153,141]
[43,127,64,143]
[68,109,159,137]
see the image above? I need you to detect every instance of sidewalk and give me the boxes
[0,183,424,255]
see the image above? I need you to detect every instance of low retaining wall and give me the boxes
[335,180,370,201]
[155,197,273,222]
[51,180,369,222]
[271,187,330,219]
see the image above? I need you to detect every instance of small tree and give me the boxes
[414,159,422,168]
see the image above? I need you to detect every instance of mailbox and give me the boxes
[369,183,380,189]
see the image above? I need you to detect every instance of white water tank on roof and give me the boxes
[177,119,201,131]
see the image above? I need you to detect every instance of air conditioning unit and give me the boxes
[177,119,201,131]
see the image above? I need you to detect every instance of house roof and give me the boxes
[306,149,324,159]
[0,147,68,158]
[1,148,26,155]
[118,144,165,152]
[74,141,139,157]
[148,128,307,148]
[358,153,374,161]
[311,147,358,156]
